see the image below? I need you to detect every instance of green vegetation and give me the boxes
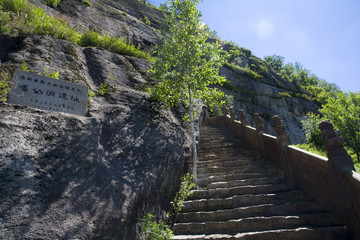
[20,62,29,72]
[0,72,10,102]
[20,62,59,79]
[264,54,360,168]
[301,113,323,149]
[88,90,95,102]
[259,65,268,76]
[167,173,194,225]
[263,54,344,107]
[0,0,151,60]
[295,143,327,157]
[277,92,291,98]
[81,1,92,7]
[264,54,284,71]
[159,3,169,12]
[223,62,263,81]
[45,67,59,79]
[301,92,360,167]
[139,213,173,240]
[42,0,62,8]
[139,174,194,239]
[142,16,151,26]
[148,0,227,178]
[321,92,360,162]
[98,74,114,96]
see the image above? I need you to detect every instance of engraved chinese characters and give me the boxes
[8,70,88,116]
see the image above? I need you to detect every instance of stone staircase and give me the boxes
[172,126,350,240]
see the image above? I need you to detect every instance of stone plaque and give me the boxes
[8,70,88,116]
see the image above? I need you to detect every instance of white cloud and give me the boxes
[255,19,276,40]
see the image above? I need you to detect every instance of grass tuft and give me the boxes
[0,0,152,60]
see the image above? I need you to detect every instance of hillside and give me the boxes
[0,0,320,239]
[216,41,318,143]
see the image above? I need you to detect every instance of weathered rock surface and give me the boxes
[219,61,319,144]
[28,0,164,50]
[0,33,192,239]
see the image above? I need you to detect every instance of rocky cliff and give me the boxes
[0,0,319,239]
[0,1,192,239]
[217,42,319,143]
[0,33,194,239]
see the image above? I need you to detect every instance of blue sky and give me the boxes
[150,0,360,92]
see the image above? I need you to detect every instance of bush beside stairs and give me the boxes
[172,126,350,240]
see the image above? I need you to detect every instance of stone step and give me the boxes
[197,165,265,176]
[173,126,350,239]
[171,226,350,240]
[181,190,308,212]
[189,184,287,200]
[199,151,244,158]
[206,177,285,189]
[173,213,341,235]
[197,173,266,187]
[197,156,256,164]
[178,201,328,222]
[197,160,255,168]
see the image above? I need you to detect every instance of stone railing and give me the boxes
[202,109,360,239]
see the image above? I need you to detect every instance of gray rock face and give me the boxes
[0,34,192,239]
[28,0,164,49]
[219,64,319,144]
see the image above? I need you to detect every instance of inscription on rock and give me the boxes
[8,70,88,116]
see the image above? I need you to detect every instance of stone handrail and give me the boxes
[202,109,360,239]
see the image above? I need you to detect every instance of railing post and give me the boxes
[222,105,228,116]
[319,121,360,239]
[272,115,295,188]
[230,109,236,120]
[254,113,265,157]
[204,108,209,120]
[238,109,248,146]
[214,107,220,117]
[239,109,248,127]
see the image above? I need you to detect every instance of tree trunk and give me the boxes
[189,91,197,184]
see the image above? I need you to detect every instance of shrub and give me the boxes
[167,173,194,225]
[142,16,151,26]
[42,0,61,7]
[277,92,291,98]
[239,47,251,56]
[78,30,100,47]
[88,90,94,102]
[259,65,268,76]
[45,67,59,79]
[223,63,262,81]
[159,3,169,12]
[98,74,114,96]
[139,213,173,240]
[222,80,235,91]
[301,113,323,148]
[0,0,79,42]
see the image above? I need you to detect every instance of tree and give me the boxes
[321,92,360,162]
[301,112,323,148]
[148,0,226,182]
[264,54,284,71]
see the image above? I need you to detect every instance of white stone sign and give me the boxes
[8,70,88,116]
